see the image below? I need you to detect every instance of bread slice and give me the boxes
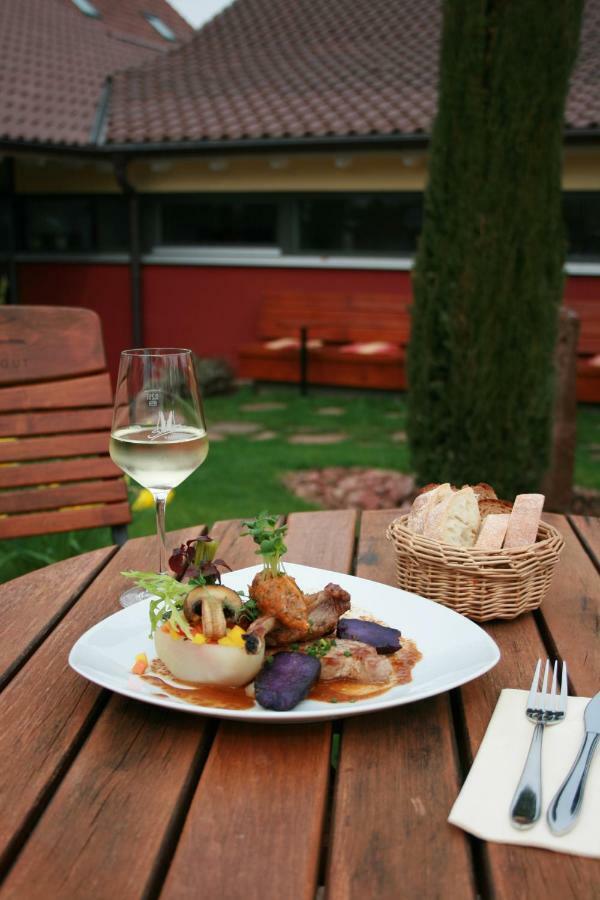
[423,486,481,547]
[479,498,513,518]
[475,513,510,550]
[504,494,545,548]
[467,482,498,502]
[407,483,454,534]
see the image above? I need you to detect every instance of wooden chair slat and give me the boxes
[0,372,113,413]
[0,306,106,385]
[327,509,475,899]
[0,479,128,515]
[0,546,116,688]
[160,510,357,900]
[0,456,121,489]
[0,526,204,880]
[539,513,600,697]
[0,431,110,463]
[0,407,113,438]
[0,501,132,540]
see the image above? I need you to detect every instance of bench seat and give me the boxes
[239,291,600,402]
[239,340,406,390]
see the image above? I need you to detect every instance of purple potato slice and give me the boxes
[336,618,401,654]
[255,652,321,711]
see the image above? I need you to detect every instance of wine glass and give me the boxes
[110,348,208,607]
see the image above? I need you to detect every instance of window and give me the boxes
[297,193,423,255]
[563,192,600,261]
[155,196,279,247]
[144,13,176,41]
[70,0,101,18]
[17,196,128,254]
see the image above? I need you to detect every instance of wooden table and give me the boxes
[0,510,598,899]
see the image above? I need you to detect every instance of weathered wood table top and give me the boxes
[0,510,598,899]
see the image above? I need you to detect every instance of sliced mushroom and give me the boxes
[201,593,228,640]
[183,585,242,627]
[183,587,205,625]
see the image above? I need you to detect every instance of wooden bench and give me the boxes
[0,305,131,541]
[238,291,411,391]
[239,291,600,402]
[568,296,600,403]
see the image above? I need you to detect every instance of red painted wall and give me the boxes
[17,261,598,385]
[142,265,413,366]
[17,263,133,382]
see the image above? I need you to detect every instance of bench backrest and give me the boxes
[258,291,411,344]
[566,296,600,356]
[0,305,131,540]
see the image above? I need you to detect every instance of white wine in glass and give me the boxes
[110,348,208,607]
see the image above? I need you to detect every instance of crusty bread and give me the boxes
[479,498,513,518]
[467,483,498,502]
[423,486,480,547]
[475,513,510,550]
[504,494,545,548]
[407,483,454,534]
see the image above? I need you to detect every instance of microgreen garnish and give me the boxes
[306,638,335,658]
[122,571,194,638]
[241,512,287,577]
[169,535,231,584]
[235,597,261,627]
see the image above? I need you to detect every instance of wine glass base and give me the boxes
[118,586,156,608]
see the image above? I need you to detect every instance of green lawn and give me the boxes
[1,385,598,583]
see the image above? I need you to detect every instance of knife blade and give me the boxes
[547,690,600,835]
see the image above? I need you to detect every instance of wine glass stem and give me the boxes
[153,491,169,574]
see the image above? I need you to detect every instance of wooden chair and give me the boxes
[0,305,131,541]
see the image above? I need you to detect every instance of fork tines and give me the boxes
[527,658,568,720]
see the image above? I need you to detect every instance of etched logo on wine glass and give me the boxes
[148,410,178,439]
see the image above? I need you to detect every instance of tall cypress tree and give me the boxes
[407,0,584,497]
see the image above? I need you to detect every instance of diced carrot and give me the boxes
[131,653,148,675]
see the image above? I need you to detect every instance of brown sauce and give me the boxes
[140,673,254,710]
[141,633,422,712]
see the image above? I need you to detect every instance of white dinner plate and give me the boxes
[69,563,500,723]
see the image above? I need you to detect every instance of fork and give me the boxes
[509,659,568,829]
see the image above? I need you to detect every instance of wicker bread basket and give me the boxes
[386,514,564,621]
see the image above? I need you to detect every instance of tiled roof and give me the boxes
[105,0,600,146]
[0,0,193,146]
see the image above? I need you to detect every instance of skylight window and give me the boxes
[144,13,176,41]
[71,0,101,17]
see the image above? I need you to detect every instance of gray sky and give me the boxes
[167,0,234,28]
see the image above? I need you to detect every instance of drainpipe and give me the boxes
[113,155,143,345]
[4,157,19,304]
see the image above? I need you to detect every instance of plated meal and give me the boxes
[125,514,423,713]
[69,511,501,722]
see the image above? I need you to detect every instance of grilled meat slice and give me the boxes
[318,640,393,683]
[266,583,351,647]
[249,571,308,634]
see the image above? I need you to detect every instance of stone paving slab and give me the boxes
[249,430,278,441]
[239,402,287,412]
[287,433,347,445]
[209,421,262,435]
[316,407,346,416]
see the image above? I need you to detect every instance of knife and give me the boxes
[547,691,600,835]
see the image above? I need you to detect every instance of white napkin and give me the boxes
[448,688,600,858]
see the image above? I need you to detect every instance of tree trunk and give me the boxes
[407,0,584,498]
